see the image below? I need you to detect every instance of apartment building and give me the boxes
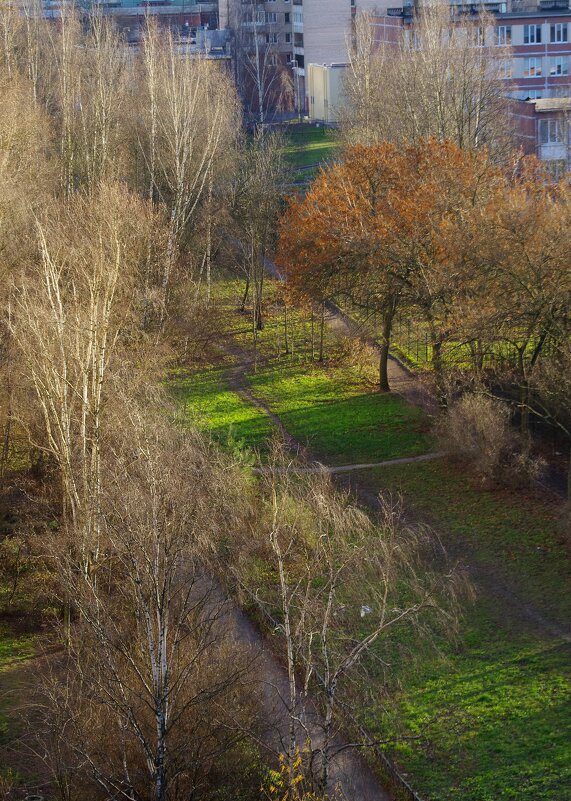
[513,95,571,174]
[42,1,221,42]
[307,1,571,173]
[378,0,571,99]
[496,6,571,98]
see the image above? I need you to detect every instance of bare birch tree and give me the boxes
[31,409,262,801]
[137,24,240,318]
[43,3,83,195]
[231,0,288,124]
[8,185,155,578]
[228,130,288,331]
[77,12,130,187]
[342,3,514,159]
[0,64,54,474]
[230,452,465,797]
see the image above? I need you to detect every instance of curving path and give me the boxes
[253,452,445,475]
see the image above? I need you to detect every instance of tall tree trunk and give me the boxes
[205,170,213,304]
[320,683,336,796]
[255,248,265,330]
[517,349,530,441]
[310,307,315,360]
[318,302,325,362]
[520,379,530,442]
[431,336,446,408]
[284,304,290,354]
[378,304,395,392]
[240,273,250,311]
[0,382,12,477]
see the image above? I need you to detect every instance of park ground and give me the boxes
[169,274,570,801]
[0,127,569,801]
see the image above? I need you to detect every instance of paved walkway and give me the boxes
[254,452,445,475]
[216,582,393,801]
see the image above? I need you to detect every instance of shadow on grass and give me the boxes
[248,366,432,464]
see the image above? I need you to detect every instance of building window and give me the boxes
[468,25,485,47]
[550,56,569,76]
[523,24,542,44]
[285,32,291,43]
[495,25,511,46]
[550,23,567,43]
[293,10,302,23]
[498,59,513,79]
[268,53,278,66]
[284,12,290,22]
[545,159,567,180]
[294,32,303,47]
[539,119,564,144]
[266,33,278,44]
[265,11,277,23]
[526,90,543,99]
[523,57,542,77]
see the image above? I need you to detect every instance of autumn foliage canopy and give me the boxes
[276,140,571,396]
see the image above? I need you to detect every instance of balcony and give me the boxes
[387,3,413,17]
[538,0,570,9]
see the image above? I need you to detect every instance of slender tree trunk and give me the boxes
[241,274,250,311]
[255,253,264,330]
[318,302,325,362]
[320,683,336,796]
[310,307,315,360]
[520,379,530,442]
[379,305,395,392]
[253,304,258,373]
[517,349,530,441]
[205,170,213,304]
[431,336,446,408]
[0,382,12,477]
[284,304,289,354]
[269,517,297,775]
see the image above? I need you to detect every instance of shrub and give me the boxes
[436,393,544,487]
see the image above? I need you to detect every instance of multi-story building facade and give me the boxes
[379,1,571,100]
[221,0,390,116]
[495,5,571,99]
[43,1,222,43]
[307,1,571,173]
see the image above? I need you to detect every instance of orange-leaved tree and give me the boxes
[460,161,571,436]
[277,142,412,391]
[276,140,502,394]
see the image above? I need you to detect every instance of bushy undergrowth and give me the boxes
[436,393,545,488]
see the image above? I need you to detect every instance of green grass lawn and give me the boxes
[171,271,570,801]
[248,364,432,465]
[0,628,35,746]
[368,459,569,627]
[283,124,339,170]
[345,459,571,801]
[364,596,571,801]
[169,367,276,453]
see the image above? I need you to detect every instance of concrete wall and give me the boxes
[302,0,352,67]
[307,62,348,121]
